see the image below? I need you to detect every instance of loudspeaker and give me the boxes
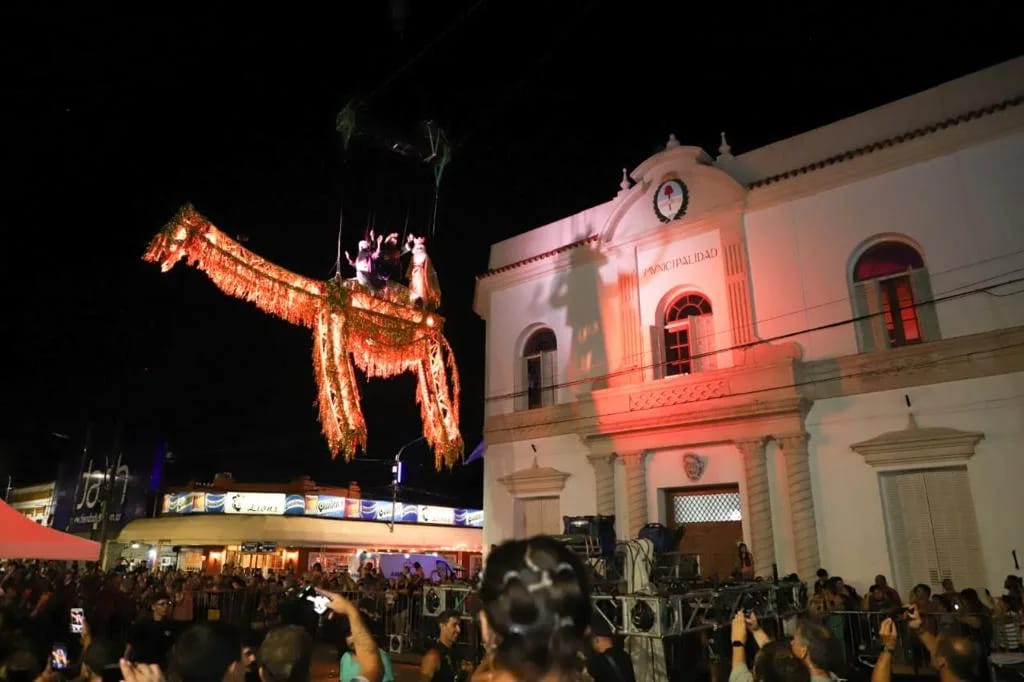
[562,515,616,557]
[638,523,673,553]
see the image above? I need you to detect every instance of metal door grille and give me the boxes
[672,492,741,523]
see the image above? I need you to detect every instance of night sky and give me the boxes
[4,2,1021,507]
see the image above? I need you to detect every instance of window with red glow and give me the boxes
[854,241,926,348]
[854,242,924,282]
[664,294,712,376]
[880,276,921,346]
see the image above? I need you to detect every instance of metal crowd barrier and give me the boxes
[191,586,482,665]
[824,609,1021,678]
[189,587,1020,678]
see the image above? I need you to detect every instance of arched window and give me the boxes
[852,240,939,351]
[659,293,715,377]
[518,328,557,410]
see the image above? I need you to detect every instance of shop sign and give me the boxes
[223,492,286,515]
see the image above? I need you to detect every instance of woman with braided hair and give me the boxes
[471,537,592,682]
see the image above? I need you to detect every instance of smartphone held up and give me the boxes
[50,644,69,671]
[302,586,330,615]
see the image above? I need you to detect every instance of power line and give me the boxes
[368,0,490,101]
[455,0,604,150]
[482,249,1024,399]
[483,338,1024,437]
[485,272,1024,403]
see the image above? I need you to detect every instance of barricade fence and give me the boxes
[824,609,1022,678]
[190,587,1022,678]
[191,586,482,665]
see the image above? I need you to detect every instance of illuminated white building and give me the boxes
[8,482,56,526]
[473,58,1024,597]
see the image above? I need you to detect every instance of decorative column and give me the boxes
[587,452,616,517]
[777,433,821,582]
[619,451,649,539]
[735,438,776,579]
[618,267,642,382]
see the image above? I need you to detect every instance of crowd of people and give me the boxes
[2,545,1022,682]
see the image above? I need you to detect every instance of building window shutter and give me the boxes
[880,468,986,596]
[540,349,556,407]
[854,280,888,352]
[514,358,528,412]
[650,325,665,380]
[518,496,562,538]
[922,469,985,590]
[690,314,717,373]
[880,472,938,594]
[908,268,941,342]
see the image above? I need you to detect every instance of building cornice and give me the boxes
[477,234,600,281]
[473,236,602,319]
[483,325,1024,446]
[483,356,806,445]
[850,414,984,468]
[798,324,1024,401]
[745,99,1024,211]
[475,203,744,307]
[497,458,572,497]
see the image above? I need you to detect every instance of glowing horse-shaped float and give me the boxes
[143,204,463,470]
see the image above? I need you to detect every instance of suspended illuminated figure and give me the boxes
[143,204,463,470]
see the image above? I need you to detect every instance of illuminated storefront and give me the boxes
[7,482,56,526]
[116,476,483,574]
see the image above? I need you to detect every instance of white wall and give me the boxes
[746,132,1024,361]
[485,254,618,415]
[482,435,596,551]
[488,202,613,270]
[643,444,747,542]
[635,228,733,371]
[806,371,1024,596]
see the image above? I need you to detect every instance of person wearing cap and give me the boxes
[585,613,635,682]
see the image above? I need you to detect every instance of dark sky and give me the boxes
[3,2,1021,507]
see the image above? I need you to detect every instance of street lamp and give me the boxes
[389,436,424,533]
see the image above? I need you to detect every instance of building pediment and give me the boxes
[601,139,746,244]
[497,458,571,497]
[850,414,984,468]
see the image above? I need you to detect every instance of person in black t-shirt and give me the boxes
[585,615,635,682]
[420,610,462,682]
[124,592,177,667]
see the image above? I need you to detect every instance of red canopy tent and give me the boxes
[0,498,101,561]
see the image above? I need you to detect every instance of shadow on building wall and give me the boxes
[546,231,610,398]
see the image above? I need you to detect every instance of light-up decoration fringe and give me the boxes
[144,204,464,470]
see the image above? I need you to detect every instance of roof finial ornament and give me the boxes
[666,133,680,149]
[718,131,733,159]
[618,167,631,194]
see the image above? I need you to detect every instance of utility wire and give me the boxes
[484,338,1024,438]
[486,272,1024,403]
[368,0,490,101]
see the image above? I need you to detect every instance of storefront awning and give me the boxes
[116,514,482,552]
[0,499,101,561]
